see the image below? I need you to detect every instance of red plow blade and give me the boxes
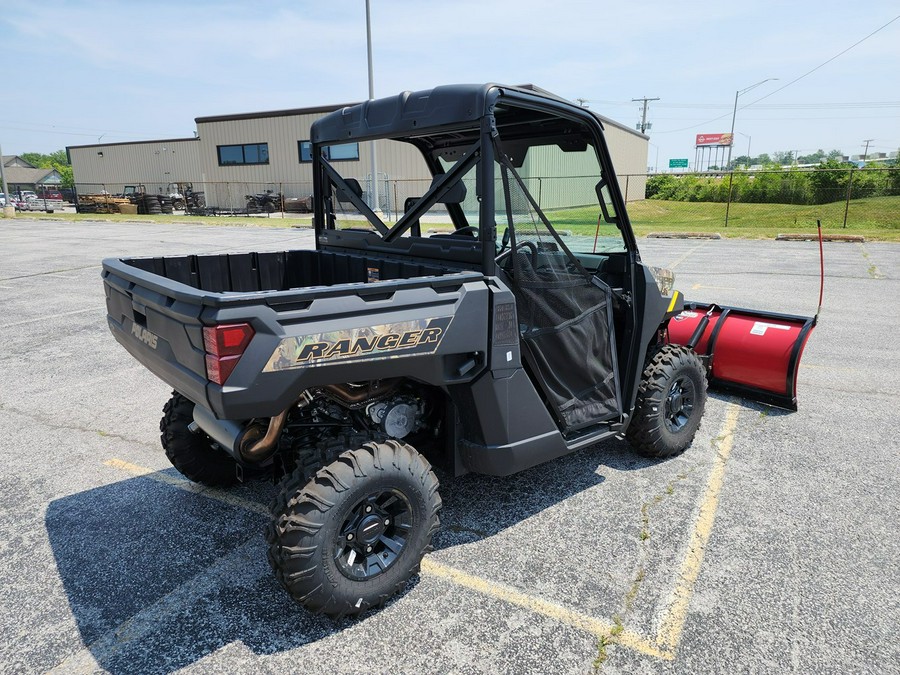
[668,303,816,411]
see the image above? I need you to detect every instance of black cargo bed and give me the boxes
[123,249,457,293]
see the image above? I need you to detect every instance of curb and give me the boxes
[646,232,722,240]
[775,233,865,242]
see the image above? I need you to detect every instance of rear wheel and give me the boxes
[160,392,239,486]
[266,438,441,617]
[626,345,707,458]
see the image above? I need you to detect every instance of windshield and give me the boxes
[493,109,626,255]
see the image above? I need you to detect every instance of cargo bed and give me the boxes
[102,248,488,419]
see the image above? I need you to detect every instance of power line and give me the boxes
[586,100,900,111]
[653,14,900,134]
[652,115,899,122]
[742,14,900,109]
[655,101,900,110]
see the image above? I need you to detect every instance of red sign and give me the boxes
[695,133,733,147]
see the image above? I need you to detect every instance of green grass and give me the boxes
[6,211,313,228]
[7,195,898,240]
[550,195,900,240]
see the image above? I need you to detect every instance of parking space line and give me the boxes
[7,306,106,328]
[103,456,671,659]
[102,458,268,515]
[668,241,710,270]
[48,538,262,674]
[101,404,741,664]
[420,557,673,660]
[656,401,741,650]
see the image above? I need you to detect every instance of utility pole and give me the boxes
[575,98,589,108]
[0,142,13,218]
[861,139,874,161]
[365,0,380,214]
[632,97,659,134]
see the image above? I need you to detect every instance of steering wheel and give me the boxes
[512,240,540,270]
[450,226,478,238]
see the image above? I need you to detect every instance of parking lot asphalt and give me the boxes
[0,218,897,674]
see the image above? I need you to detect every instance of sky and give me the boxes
[1,0,898,171]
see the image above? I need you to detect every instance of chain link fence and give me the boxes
[628,166,899,233]
[70,166,898,233]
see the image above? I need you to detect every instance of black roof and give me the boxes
[311,83,646,145]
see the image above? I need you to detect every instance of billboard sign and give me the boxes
[695,133,733,147]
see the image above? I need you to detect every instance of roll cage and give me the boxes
[310,84,640,274]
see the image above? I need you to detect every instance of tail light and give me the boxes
[203,323,255,385]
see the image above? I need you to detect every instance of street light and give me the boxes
[727,78,777,170]
[736,132,752,166]
[648,142,660,173]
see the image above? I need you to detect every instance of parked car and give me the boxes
[19,190,38,202]
[0,192,7,206]
[37,189,63,200]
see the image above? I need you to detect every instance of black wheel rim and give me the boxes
[334,489,413,581]
[664,375,695,433]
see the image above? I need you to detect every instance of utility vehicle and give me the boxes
[104,83,714,617]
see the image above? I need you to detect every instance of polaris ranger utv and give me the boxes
[103,83,710,617]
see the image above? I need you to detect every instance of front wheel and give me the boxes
[266,439,441,617]
[626,345,707,458]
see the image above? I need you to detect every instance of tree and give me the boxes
[17,150,73,188]
[48,150,68,166]
[798,149,826,164]
[773,151,794,166]
[20,152,46,167]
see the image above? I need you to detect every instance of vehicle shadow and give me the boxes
[432,437,648,549]
[708,389,795,417]
[44,439,638,672]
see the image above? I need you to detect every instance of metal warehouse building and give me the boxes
[68,89,648,213]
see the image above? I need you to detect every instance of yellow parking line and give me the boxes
[102,402,741,664]
[420,557,673,660]
[102,458,268,515]
[103,457,669,659]
[655,401,741,650]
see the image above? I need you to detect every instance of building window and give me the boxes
[217,143,269,166]
[299,140,359,163]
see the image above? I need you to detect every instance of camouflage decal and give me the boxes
[263,316,452,371]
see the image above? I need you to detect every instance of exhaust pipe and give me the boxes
[192,397,300,463]
[238,409,289,463]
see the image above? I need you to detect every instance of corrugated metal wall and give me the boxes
[69,108,647,203]
[69,138,201,196]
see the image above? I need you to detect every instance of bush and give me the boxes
[647,166,898,205]
[807,161,851,204]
